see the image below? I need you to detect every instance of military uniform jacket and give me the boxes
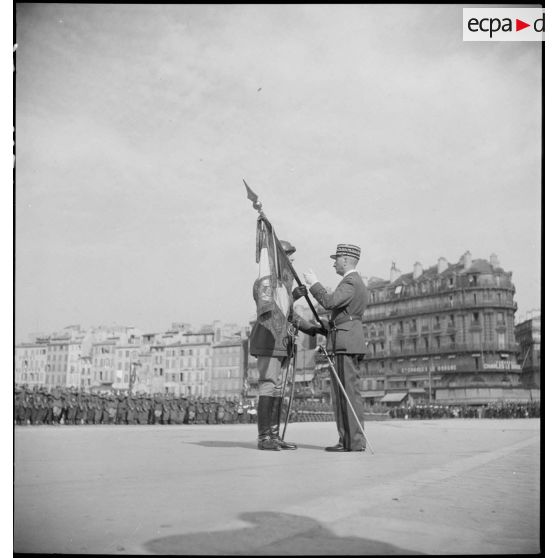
[250,274,314,358]
[310,271,369,355]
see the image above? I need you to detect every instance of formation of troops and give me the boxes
[14,386,540,426]
[13,386,336,426]
[388,401,541,419]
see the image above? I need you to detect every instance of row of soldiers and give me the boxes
[14,387,260,426]
[14,386,337,426]
[14,386,540,425]
[388,401,541,420]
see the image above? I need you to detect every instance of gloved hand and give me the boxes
[292,285,308,300]
[316,319,329,336]
[307,320,328,337]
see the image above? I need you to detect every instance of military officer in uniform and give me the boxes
[250,239,324,451]
[304,243,369,452]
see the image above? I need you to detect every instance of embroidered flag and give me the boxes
[254,217,293,328]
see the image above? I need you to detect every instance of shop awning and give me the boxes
[380,392,408,403]
[360,390,386,398]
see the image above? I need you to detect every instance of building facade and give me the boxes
[363,252,530,405]
[211,338,246,399]
[515,312,541,390]
[14,341,48,387]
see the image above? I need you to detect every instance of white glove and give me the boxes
[303,269,319,286]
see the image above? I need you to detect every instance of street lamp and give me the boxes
[428,367,432,404]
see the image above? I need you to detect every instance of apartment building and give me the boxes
[211,337,246,399]
[515,311,541,390]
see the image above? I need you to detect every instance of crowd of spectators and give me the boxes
[14,386,540,426]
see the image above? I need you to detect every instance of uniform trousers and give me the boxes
[330,354,365,451]
[257,356,289,397]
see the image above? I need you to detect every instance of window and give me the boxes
[497,332,506,350]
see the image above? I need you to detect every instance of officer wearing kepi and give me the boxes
[304,243,369,452]
[250,239,324,451]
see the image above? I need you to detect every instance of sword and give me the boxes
[279,324,298,440]
[318,345,374,455]
[281,333,296,440]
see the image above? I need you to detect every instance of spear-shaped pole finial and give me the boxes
[243,179,263,213]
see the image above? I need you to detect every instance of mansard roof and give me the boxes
[387,257,503,288]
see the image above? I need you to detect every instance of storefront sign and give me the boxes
[401,364,457,374]
[483,361,521,371]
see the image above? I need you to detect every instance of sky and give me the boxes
[14,4,542,342]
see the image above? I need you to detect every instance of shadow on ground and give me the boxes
[189,440,325,451]
[144,511,422,555]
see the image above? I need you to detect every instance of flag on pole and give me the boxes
[254,217,294,332]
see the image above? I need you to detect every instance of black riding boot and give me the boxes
[270,397,297,450]
[257,396,280,450]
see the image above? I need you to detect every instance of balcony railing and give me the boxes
[365,341,520,359]
[363,297,518,321]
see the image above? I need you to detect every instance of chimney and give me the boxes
[490,253,500,268]
[390,262,401,283]
[413,262,423,279]
[437,257,448,274]
[213,320,222,343]
[462,251,472,270]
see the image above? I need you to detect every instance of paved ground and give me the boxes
[14,419,540,555]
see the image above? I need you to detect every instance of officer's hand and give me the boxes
[292,285,308,300]
[309,320,328,336]
[303,269,318,286]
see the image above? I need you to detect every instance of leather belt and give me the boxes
[330,314,362,327]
